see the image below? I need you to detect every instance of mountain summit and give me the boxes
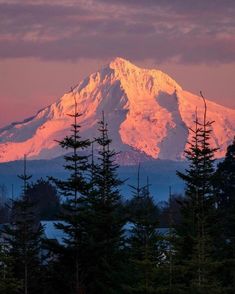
[0,57,234,163]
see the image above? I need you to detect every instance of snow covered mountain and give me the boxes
[0,57,234,163]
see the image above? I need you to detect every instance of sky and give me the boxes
[0,0,235,128]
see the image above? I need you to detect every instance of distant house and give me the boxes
[41,221,170,244]
[0,221,67,248]
[1,221,170,244]
[40,220,68,246]
[1,221,171,262]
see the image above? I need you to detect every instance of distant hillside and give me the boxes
[0,157,187,202]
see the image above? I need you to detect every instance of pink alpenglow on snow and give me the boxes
[0,57,234,163]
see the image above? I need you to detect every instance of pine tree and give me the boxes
[3,155,43,294]
[160,187,177,294]
[26,178,60,221]
[84,113,126,294]
[0,243,22,294]
[174,93,220,293]
[51,88,91,294]
[126,169,163,294]
[214,138,235,293]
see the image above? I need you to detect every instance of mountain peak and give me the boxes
[109,56,137,71]
[110,56,130,64]
[0,59,234,163]
[108,57,182,92]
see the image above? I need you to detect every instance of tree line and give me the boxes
[0,94,234,294]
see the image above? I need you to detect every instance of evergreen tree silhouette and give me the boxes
[0,242,22,293]
[84,112,125,294]
[51,88,90,294]
[3,155,43,294]
[175,93,219,293]
[214,137,235,292]
[126,168,163,293]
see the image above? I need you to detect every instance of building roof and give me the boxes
[40,220,68,245]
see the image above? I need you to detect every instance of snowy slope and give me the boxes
[0,57,234,163]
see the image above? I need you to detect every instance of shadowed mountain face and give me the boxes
[0,57,234,163]
[157,91,188,160]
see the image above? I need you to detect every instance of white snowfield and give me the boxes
[0,57,234,163]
